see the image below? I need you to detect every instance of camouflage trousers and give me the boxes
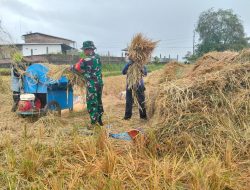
[86,85,104,124]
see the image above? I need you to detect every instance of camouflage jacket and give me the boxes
[74,53,103,87]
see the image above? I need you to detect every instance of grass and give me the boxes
[0,68,10,76]
[103,63,165,77]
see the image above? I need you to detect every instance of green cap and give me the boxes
[81,41,96,50]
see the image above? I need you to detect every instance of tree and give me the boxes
[195,8,248,56]
[153,56,160,64]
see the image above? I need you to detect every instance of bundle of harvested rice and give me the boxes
[10,52,29,77]
[149,61,250,159]
[46,64,85,87]
[127,33,158,89]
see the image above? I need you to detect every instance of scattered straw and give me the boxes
[0,76,7,92]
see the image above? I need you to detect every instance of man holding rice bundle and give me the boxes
[71,41,104,128]
[122,53,148,120]
[122,33,158,121]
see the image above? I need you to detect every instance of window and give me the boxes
[46,47,49,54]
[31,49,33,56]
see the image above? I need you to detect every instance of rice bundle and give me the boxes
[46,64,85,87]
[148,53,250,160]
[127,33,158,89]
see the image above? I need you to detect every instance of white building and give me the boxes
[0,43,75,58]
[0,32,77,58]
[21,43,73,56]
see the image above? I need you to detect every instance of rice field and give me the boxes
[0,50,249,189]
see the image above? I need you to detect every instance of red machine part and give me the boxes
[18,100,32,112]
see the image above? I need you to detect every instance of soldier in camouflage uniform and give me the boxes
[71,41,104,127]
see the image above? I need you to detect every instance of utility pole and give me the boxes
[193,25,196,55]
[19,18,22,39]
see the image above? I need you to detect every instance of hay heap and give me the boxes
[146,62,186,117]
[149,50,250,160]
[192,49,250,77]
[127,33,158,89]
[191,51,238,77]
[234,48,250,63]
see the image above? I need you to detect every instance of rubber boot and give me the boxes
[98,118,104,126]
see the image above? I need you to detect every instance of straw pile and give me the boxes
[146,62,186,117]
[191,51,239,77]
[192,49,250,77]
[148,51,250,160]
[46,64,85,87]
[127,33,158,89]
[234,48,250,63]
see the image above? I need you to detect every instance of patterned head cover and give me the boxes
[81,41,96,50]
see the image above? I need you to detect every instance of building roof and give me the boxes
[1,43,68,46]
[22,32,75,43]
[0,43,76,50]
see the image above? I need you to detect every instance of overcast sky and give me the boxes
[0,0,250,60]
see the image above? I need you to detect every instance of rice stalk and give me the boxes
[46,64,85,87]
